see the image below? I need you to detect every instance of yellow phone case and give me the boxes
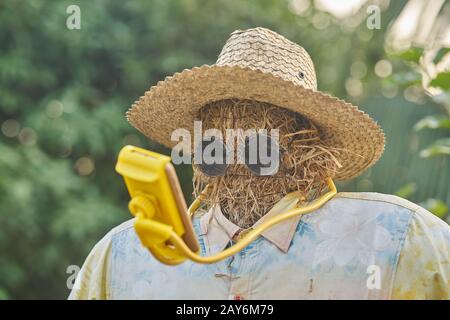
[115,145,196,264]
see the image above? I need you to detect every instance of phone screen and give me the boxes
[165,163,200,253]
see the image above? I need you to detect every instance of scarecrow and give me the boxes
[70,28,450,300]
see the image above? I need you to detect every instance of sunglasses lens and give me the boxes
[197,163,228,176]
[244,133,280,176]
[196,137,229,177]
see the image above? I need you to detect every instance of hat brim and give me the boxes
[127,65,385,181]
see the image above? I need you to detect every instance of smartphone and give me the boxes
[115,145,199,253]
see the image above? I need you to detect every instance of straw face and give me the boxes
[127,27,385,181]
[192,99,343,228]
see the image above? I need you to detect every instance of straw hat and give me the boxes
[127,27,385,180]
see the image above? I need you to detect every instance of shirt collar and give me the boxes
[198,192,302,254]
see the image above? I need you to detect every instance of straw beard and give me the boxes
[193,99,343,229]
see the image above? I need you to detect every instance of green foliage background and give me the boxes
[0,0,448,299]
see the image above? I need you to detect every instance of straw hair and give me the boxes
[127,27,385,180]
[193,99,344,228]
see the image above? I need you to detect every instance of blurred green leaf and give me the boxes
[419,138,450,158]
[391,47,424,64]
[0,288,9,300]
[430,72,450,90]
[420,198,449,219]
[394,183,417,198]
[414,115,450,131]
[433,48,450,64]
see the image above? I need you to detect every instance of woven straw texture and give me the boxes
[127,27,385,180]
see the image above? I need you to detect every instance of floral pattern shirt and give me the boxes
[69,192,450,300]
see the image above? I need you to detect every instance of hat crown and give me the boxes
[216,27,317,90]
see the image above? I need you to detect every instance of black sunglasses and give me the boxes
[195,133,282,177]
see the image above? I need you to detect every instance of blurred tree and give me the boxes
[384,0,450,220]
